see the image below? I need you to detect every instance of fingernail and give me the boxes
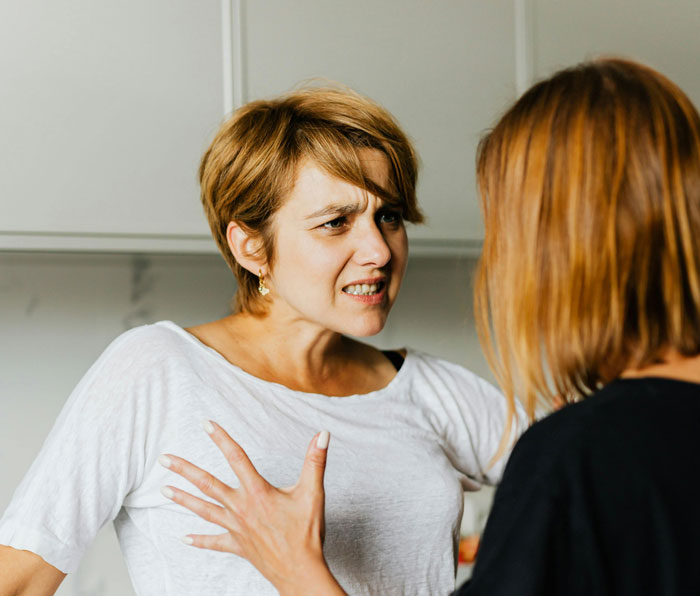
[161,486,175,499]
[202,419,215,435]
[158,454,172,468]
[316,430,330,449]
[181,535,194,545]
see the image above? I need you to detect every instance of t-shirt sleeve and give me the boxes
[0,328,163,573]
[453,422,566,596]
[417,355,527,486]
[452,374,527,485]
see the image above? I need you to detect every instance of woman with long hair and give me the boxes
[159,58,700,595]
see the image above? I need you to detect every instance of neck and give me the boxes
[620,350,700,385]
[225,310,349,375]
[186,302,395,395]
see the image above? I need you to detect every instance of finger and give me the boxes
[158,454,231,503]
[181,532,243,555]
[161,485,230,528]
[203,420,266,491]
[298,430,330,496]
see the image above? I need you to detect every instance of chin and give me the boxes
[343,316,388,338]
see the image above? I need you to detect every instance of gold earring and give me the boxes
[258,269,270,296]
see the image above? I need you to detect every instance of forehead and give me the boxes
[281,149,391,215]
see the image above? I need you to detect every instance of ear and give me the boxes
[226,221,267,275]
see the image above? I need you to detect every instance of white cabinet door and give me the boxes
[0,1,223,251]
[532,0,700,106]
[242,0,517,251]
[1,1,518,254]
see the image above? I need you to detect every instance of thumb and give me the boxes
[298,430,330,497]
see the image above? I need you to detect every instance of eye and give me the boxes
[322,216,347,230]
[377,210,403,226]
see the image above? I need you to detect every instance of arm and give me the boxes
[160,422,347,596]
[0,329,167,587]
[0,546,65,596]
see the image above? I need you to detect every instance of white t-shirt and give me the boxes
[0,321,522,596]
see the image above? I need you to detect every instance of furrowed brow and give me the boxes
[305,203,362,220]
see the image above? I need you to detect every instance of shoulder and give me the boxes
[521,380,646,445]
[104,320,188,350]
[404,349,505,403]
[406,349,497,389]
[400,349,517,430]
[99,321,196,363]
[78,321,205,391]
[505,382,634,479]
[44,323,203,435]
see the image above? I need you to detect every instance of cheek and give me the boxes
[273,236,347,288]
[306,245,348,280]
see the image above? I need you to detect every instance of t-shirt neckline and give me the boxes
[155,320,413,401]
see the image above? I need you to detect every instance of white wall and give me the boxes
[0,251,495,594]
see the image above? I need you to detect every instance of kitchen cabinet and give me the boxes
[0,1,224,253]
[0,1,517,256]
[5,1,700,256]
[241,0,517,254]
[532,0,700,106]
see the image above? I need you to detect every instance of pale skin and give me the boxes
[0,150,407,595]
[187,150,407,397]
[159,422,346,596]
[158,351,700,596]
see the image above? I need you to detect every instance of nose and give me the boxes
[353,221,392,267]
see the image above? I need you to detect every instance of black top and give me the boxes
[457,377,700,596]
[382,350,405,371]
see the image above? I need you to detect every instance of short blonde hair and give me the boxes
[199,87,423,314]
[475,58,700,440]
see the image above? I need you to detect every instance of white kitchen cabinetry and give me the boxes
[0,1,517,256]
[241,0,517,253]
[7,2,700,257]
[0,1,224,253]
[531,0,700,106]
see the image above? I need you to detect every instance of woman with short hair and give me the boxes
[0,87,519,595]
[165,58,700,596]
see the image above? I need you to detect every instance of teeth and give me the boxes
[344,283,381,296]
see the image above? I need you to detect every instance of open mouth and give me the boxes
[342,280,386,296]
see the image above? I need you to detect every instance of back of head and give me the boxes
[199,86,422,314]
[475,58,700,422]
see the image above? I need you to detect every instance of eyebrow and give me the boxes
[304,203,364,220]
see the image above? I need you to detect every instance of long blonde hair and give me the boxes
[475,58,700,451]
